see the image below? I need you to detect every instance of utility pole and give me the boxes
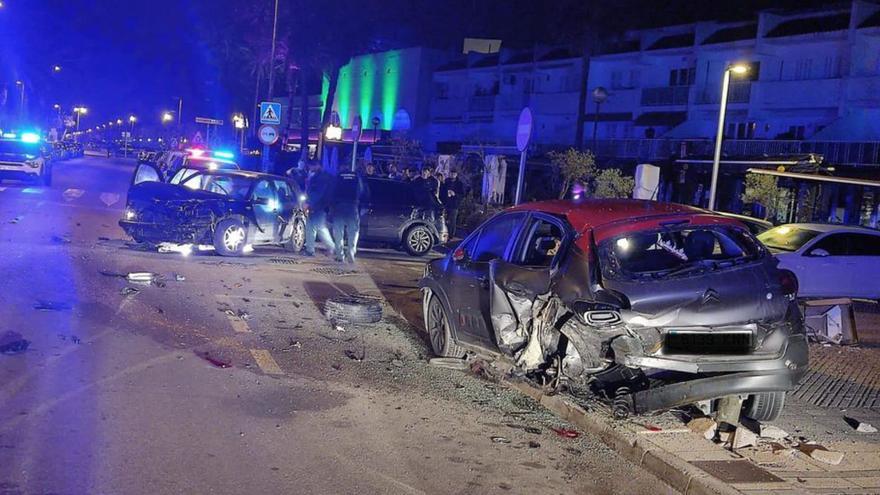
[262,0,280,173]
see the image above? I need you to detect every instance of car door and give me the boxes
[794,233,856,299]
[250,179,278,243]
[361,178,411,242]
[447,212,528,348]
[836,233,880,299]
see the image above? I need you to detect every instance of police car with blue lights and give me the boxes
[0,132,52,186]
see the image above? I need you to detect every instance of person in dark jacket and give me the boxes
[441,169,465,238]
[303,160,336,256]
[412,166,442,220]
[331,165,368,263]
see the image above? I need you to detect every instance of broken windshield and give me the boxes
[170,169,252,200]
[602,226,762,280]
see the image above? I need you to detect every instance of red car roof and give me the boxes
[510,199,744,250]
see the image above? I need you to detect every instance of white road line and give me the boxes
[249,349,284,375]
[226,314,251,333]
[99,192,120,207]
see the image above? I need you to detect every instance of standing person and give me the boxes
[331,165,368,263]
[442,169,465,238]
[363,162,381,178]
[386,163,401,180]
[413,166,441,219]
[303,160,336,257]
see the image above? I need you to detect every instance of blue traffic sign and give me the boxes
[259,101,282,125]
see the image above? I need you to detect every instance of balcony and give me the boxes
[697,82,751,105]
[592,138,880,166]
[756,78,841,108]
[640,86,691,106]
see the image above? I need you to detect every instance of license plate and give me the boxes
[664,331,752,355]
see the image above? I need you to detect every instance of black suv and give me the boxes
[358,177,448,256]
[120,165,306,256]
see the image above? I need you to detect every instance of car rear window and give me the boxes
[601,226,763,280]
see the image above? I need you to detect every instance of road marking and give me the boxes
[100,192,120,207]
[226,313,251,333]
[216,294,299,303]
[62,188,85,201]
[249,349,284,375]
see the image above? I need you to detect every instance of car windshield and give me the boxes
[171,169,252,200]
[757,226,821,252]
[0,140,39,156]
[603,226,762,279]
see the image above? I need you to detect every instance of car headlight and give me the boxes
[124,208,137,221]
[25,160,40,168]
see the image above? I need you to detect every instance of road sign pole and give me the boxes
[515,151,527,205]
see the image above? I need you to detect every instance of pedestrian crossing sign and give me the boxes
[260,102,282,125]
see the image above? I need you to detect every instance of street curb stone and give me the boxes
[506,380,740,495]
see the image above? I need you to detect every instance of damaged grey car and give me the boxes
[420,199,807,421]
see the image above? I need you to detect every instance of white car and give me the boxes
[758,223,880,300]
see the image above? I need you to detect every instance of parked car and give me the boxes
[715,212,773,235]
[420,199,806,421]
[759,223,880,300]
[0,133,53,185]
[119,167,306,256]
[358,177,448,256]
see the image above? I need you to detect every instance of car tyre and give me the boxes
[324,295,383,325]
[285,217,306,253]
[743,391,786,422]
[403,224,434,257]
[426,295,464,358]
[214,217,248,257]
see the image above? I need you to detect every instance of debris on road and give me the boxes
[324,295,383,325]
[223,309,250,321]
[687,417,718,440]
[51,235,71,244]
[120,286,140,297]
[490,436,511,444]
[33,300,73,311]
[344,349,365,362]
[126,272,155,284]
[174,274,186,282]
[194,350,232,369]
[0,331,30,355]
[428,357,469,370]
[551,427,580,439]
[759,425,790,440]
[9,216,22,224]
[844,416,878,433]
[731,425,758,449]
[797,444,845,465]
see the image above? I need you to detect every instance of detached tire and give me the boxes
[426,295,464,358]
[404,224,434,257]
[285,217,306,253]
[214,217,248,256]
[325,295,383,325]
[743,391,786,422]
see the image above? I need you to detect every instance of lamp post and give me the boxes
[708,63,749,211]
[125,116,136,158]
[73,106,88,142]
[371,116,380,143]
[233,113,246,152]
[14,80,24,120]
[591,86,608,152]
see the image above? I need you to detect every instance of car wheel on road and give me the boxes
[743,391,786,422]
[214,218,248,256]
[285,217,306,253]
[403,224,434,257]
[324,295,383,325]
[426,295,464,358]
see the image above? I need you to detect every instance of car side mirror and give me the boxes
[807,248,830,258]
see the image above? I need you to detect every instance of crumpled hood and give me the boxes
[604,260,789,328]
[127,181,227,204]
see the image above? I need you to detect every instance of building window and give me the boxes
[669,67,695,86]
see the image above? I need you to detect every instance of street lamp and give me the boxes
[14,81,24,119]
[233,113,246,151]
[591,87,609,152]
[162,111,174,123]
[73,106,88,142]
[708,63,750,210]
[52,65,62,73]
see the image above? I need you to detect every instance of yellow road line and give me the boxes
[249,349,283,375]
[226,314,251,333]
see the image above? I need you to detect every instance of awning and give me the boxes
[634,111,687,127]
[810,109,880,141]
[662,119,714,138]
[746,168,880,188]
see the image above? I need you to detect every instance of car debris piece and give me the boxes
[0,331,30,355]
[759,425,790,440]
[490,436,511,444]
[120,286,140,297]
[126,272,155,284]
[194,350,232,369]
[687,417,718,441]
[344,349,364,362]
[174,274,186,282]
[51,235,71,244]
[797,444,844,465]
[33,301,72,311]
[731,426,758,449]
[844,416,878,433]
[551,427,580,439]
[428,357,469,370]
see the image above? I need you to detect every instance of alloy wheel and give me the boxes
[409,229,432,254]
[223,225,245,252]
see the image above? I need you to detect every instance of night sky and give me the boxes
[0,0,833,127]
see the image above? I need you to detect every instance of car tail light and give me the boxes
[452,247,466,262]
[779,269,798,299]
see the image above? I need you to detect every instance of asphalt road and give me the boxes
[0,157,673,495]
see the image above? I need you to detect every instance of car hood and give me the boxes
[127,181,234,204]
[603,260,789,327]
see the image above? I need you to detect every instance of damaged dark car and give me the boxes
[420,199,807,421]
[120,167,307,256]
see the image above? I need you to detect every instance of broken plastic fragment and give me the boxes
[127,272,155,283]
[551,427,580,439]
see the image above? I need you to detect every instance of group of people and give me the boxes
[298,159,465,263]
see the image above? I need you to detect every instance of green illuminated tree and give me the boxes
[593,168,635,199]
[741,173,782,221]
[548,148,596,199]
